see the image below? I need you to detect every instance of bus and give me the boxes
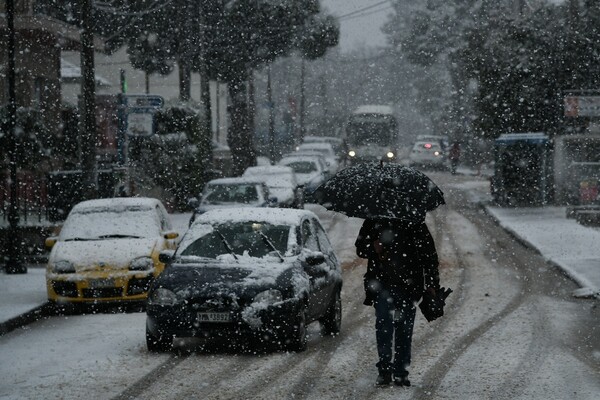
[343,105,399,164]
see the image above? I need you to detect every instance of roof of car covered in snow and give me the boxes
[206,176,267,185]
[192,207,319,227]
[243,165,294,176]
[70,197,162,213]
[353,105,394,115]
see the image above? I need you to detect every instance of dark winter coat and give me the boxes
[355,219,440,306]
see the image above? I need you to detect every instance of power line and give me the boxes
[340,5,394,22]
[337,0,390,20]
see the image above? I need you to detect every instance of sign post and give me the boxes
[117,94,164,165]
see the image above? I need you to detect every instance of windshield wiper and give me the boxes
[64,237,96,242]
[214,229,238,261]
[256,231,284,263]
[97,234,143,239]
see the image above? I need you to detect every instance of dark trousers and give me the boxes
[374,290,417,377]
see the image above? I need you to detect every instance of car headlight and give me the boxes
[434,151,440,156]
[252,289,283,306]
[386,151,394,159]
[51,260,75,274]
[129,257,154,271]
[148,288,179,306]
[348,150,356,157]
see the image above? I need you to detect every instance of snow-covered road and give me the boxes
[1,174,598,400]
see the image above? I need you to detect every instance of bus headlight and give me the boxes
[386,152,394,159]
[348,150,356,157]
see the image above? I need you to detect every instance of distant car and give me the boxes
[408,141,447,169]
[415,135,449,150]
[45,198,179,305]
[243,165,304,208]
[278,154,330,199]
[146,208,342,352]
[189,177,276,225]
[303,136,344,158]
[296,142,339,173]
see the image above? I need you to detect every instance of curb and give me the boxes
[482,205,600,300]
[0,302,52,336]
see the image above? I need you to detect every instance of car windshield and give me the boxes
[203,184,260,204]
[285,161,318,173]
[60,207,159,240]
[179,222,290,259]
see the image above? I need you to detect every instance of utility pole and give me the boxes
[267,65,276,164]
[4,0,26,274]
[80,0,98,199]
[299,58,306,141]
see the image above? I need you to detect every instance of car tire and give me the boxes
[320,289,342,336]
[288,308,308,352]
[146,322,172,352]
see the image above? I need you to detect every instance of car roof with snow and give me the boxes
[192,207,318,227]
[353,105,394,115]
[298,142,335,151]
[303,135,342,144]
[243,165,294,176]
[70,197,162,213]
[206,176,267,185]
[280,154,326,164]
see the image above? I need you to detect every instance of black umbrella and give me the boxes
[312,162,445,222]
[419,287,453,322]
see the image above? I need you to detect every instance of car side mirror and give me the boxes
[187,197,199,210]
[158,250,175,264]
[268,197,278,206]
[163,231,179,240]
[45,236,58,250]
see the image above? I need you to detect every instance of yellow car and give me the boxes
[45,197,179,305]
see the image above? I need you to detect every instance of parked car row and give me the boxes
[45,194,342,353]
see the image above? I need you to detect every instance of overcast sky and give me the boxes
[321,0,391,52]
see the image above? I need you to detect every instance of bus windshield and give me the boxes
[346,114,397,146]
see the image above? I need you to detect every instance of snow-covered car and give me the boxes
[145,208,342,352]
[189,177,276,225]
[278,154,331,200]
[45,198,179,305]
[408,141,448,169]
[303,135,345,158]
[296,142,340,173]
[243,165,304,209]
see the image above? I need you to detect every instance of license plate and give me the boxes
[197,312,231,323]
[89,279,115,288]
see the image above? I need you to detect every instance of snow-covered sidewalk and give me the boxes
[486,206,600,298]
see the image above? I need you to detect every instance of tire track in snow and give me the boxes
[408,201,537,399]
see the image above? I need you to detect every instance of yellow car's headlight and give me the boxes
[51,260,76,274]
[129,257,154,271]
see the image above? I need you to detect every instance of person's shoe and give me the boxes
[376,372,392,385]
[394,376,411,387]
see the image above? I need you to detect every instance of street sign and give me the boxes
[125,111,154,137]
[122,94,164,108]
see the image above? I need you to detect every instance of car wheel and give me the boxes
[288,308,307,352]
[146,322,172,352]
[320,289,342,336]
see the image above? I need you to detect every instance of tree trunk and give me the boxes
[227,79,257,176]
[199,63,212,138]
[80,0,97,199]
[179,59,191,102]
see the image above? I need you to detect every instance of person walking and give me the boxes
[355,218,440,387]
[449,142,461,175]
